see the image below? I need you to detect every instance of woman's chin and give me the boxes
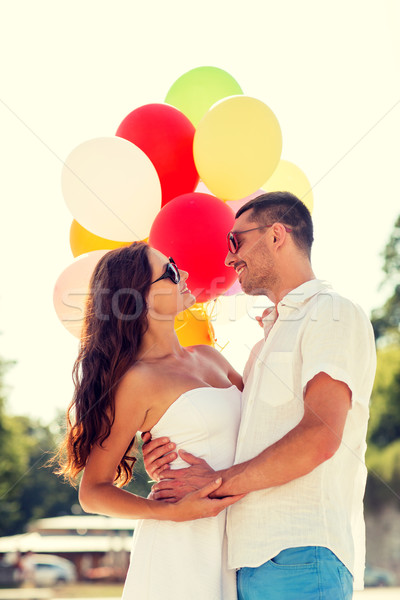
[184,292,197,310]
[177,292,196,313]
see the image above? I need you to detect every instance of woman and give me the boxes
[56,242,244,599]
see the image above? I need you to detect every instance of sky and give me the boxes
[0,0,399,423]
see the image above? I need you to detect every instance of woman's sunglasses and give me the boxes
[150,257,181,285]
[227,224,293,254]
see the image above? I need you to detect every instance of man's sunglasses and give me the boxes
[150,257,181,285]
[227,224,293,254]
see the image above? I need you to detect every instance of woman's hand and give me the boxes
[167,478,245,522]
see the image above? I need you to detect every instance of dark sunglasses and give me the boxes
[150,257,181,285]
[227,224,293,254]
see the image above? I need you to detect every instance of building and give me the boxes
[0,515,137,580]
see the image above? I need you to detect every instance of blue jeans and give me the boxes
[237,546,353,600]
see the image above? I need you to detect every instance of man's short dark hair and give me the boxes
[236,191,314,258]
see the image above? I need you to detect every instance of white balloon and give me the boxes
[53,249,109,338]
[61,137,161,241]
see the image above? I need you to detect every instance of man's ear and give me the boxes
[271,223,287,248]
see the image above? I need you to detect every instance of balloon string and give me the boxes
[215,339,230,352]
[204,299,219,320]
[174,320,187,333]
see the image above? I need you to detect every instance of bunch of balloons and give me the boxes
[53,66,314,346]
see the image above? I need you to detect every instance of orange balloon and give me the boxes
[70,220,135,258]
[175,305,215,347]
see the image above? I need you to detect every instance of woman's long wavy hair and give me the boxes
[55,242,153,487]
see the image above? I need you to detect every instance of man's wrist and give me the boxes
[208,468,229,497]
[212,463,249,497]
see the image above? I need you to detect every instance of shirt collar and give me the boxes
[261,279,332,334]
[279,279,332,309]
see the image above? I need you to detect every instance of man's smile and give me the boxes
[235,263,246,278]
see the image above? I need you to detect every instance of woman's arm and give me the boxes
[79,369,243,521]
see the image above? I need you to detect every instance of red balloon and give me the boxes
[116,104,199,207]
[149,193,237,302]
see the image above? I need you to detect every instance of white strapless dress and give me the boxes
[122,385,241,600]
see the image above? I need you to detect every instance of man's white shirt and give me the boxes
[227,279,376,590]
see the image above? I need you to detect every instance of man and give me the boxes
[143,192,376,600]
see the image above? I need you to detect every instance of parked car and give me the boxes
[0,562,21,587]
[26,554,77,587]
[364,564,396,587]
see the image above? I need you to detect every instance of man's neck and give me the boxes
[270,269,316,307]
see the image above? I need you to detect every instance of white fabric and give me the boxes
[227,279,376,591]
[122,385,241,600]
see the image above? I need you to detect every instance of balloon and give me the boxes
[175,305,215,347]
[53,250,109,338]
[223,278,242,296]
[262,159,314,213]
[193,96,282,201]
[149,193,237,303]
[165,66,243,127]
[61,137,161,241]
[70,220,132,258]
[116,104,199,207]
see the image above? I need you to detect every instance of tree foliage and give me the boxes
[0,354,151,537]
[365,214,400,510]
[365,346,400,509]
[371,215,400,343]
[367,346,400,448]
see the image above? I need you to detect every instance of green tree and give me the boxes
[368,346,400,448]
[0,347,151,536]
[1,409,152,535]
[365,214,400,510]
[371,214,400,343]
[15,417,79,528]
[365,346,400,509]
[0,355,32,535]
[0,412,80,536]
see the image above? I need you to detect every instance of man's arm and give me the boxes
[154,372,351,499]
[214,372,351,495]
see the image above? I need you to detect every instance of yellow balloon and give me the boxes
[262,160,314,213]
[175,305,215,347]
[193,96,282,201]
[70,220,134,258]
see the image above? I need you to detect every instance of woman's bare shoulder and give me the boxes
[191,344,229,364]
[190,344,221,357]
[191,345,243,390]
[116,361,165,402]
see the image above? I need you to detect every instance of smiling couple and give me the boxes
[59,191,376,600]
